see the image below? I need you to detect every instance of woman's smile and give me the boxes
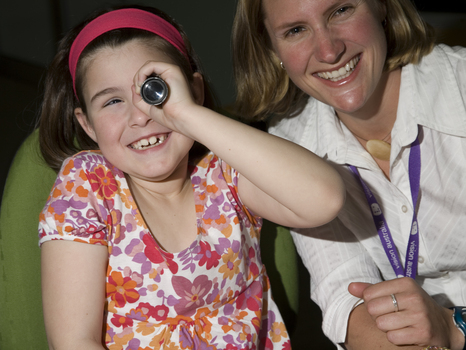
[315,54,361,82]
[263,0,388,117]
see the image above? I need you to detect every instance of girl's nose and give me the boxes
[313,28,345,64]
[129,104,152,127]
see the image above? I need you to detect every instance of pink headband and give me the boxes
[69,8,189,94]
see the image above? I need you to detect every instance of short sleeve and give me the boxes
[38,154,110,246]
[218,156,262,229]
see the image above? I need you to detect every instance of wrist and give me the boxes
[450,307,466,350]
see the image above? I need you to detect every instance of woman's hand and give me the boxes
[349,278,465,349]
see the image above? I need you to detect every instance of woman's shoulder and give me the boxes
[268,100,317,142]
[435,43,466,57]
[423,44,466,70]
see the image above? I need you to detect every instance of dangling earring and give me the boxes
[382,18,387,27]
[280,61,285,69]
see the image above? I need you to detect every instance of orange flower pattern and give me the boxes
[39,151,289,349]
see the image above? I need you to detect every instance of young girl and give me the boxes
[38,6,345,350]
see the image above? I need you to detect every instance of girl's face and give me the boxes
[263,0,388,117]
[75,40,195,183]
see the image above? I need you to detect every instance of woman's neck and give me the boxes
[337,68,402,141]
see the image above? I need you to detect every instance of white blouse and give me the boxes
[269,44,466,347]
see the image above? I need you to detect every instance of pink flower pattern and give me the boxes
[39,151,289,349]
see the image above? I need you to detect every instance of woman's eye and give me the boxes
[333,6,353,17]
[286,26,304,37]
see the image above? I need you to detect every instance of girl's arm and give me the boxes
[41,240,108,350]
[134,63,345,228]
[184,106,345,228]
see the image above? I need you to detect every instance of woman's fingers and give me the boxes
[348,282,372,299]
[357,279,455,347]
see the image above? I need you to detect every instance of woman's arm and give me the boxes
[41,240,108,350]
[133,63,346,228]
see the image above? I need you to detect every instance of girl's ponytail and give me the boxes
[38,24,97,173]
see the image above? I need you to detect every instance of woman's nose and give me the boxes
[312,28,345,64]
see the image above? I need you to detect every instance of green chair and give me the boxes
[0,129,306,349]
[0,129,56,349]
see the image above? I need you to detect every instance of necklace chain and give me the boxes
[350,129,392,143]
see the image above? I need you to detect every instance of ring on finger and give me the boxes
[390,294,399,312]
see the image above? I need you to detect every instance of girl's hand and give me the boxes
[349,278,464,349]
[132,61,204,136]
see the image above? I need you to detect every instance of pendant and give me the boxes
[366,140,391,161]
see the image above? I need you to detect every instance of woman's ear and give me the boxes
[74,108,97,142]
[377,0,387,21]
[191,72,205,106]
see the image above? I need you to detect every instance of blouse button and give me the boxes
[401,205,408,213]
[418,256,425,264]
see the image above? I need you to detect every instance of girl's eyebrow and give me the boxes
[90,87,122,104]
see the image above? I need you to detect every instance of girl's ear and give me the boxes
[191,72,205,106]
[74,108,97,142]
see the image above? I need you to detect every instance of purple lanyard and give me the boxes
[349,137,421,279]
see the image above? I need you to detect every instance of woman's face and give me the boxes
[263,0,388,117]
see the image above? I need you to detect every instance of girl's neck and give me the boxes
[126,161,191,202]
[337,68,402,141]
[126,165,198,253]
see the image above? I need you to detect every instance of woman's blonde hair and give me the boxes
[232,0,436,121]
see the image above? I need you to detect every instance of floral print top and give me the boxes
[39,151,290,350]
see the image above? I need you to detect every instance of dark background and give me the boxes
[0,1,465,348]
[1,0,466,202]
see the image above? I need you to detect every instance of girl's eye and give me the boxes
[104,98,122,107]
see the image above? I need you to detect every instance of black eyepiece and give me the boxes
[140,76,169,105]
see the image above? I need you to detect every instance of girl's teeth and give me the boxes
[131,134,168,150]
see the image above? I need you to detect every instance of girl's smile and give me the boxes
[74,40,195,184]
[129,132,171,150]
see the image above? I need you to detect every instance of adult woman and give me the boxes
[232,0,466,349]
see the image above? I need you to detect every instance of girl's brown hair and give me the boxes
[232,0,436,121]
[38,5,216,172]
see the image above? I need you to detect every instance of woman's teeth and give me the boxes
[130,134,168,150]
[317,56,360,82]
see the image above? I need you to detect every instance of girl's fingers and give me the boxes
[133,60,168,94]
